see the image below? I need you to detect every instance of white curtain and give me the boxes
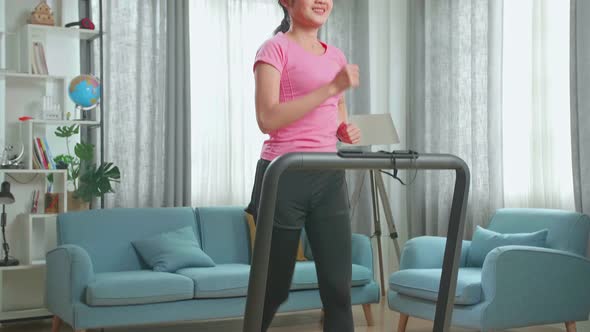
[189,0,282,206]
[502,0,575,210]
[406,0,505,237]
[94,0,168,208]
[570,0,590,257]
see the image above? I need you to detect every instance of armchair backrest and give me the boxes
[487,208,590,256]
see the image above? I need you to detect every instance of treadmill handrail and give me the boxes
[243,152,470,332]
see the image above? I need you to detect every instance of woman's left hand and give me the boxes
[337,122,361,144]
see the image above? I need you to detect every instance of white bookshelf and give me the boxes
[19,24,100,74]
[0,168,66,322]
[30,119,100,125]
[0,169,67,175]
[0,307,51,322]
[0,263,46,271]
[25,24,100,41]
[0,72,66,81]
[22,120,101,169]
[0,0,102,322]
[0,169,67,266]
[25,213,62,267]
[29,213,58,218]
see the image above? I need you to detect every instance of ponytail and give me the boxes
[273,1,290,35]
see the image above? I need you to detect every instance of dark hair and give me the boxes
[274,1,290,35]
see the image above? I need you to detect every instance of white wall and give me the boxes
[0,0,5,151]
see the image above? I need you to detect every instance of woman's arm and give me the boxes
[338,96,348,123]
[255,63,359,134]
[336,95,362,144]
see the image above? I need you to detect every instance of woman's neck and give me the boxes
[287,25,320,44]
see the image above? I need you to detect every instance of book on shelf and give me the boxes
[30,190,40,213]
[32,137,45,169]
[36,137,49,169]
[32,148,42,169]
[31,42,49,75]
[32,136,55,169]
[40,137,56,169]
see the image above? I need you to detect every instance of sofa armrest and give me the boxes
[399,236,471,270]
[352,234,373,272]
[46,244,95,322]
[481,246,590,328]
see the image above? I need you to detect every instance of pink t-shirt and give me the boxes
[253,32,347,161]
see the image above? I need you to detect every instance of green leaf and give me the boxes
[54,154,75,165]
[54,125,79,138]
[104,166,121,180]
[72,165,80,181]
[75,162,121,202]
[74,143,94,161]
[54,124,120,202]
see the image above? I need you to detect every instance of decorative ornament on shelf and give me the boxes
[67,75,101,120]
[65,18,95,30]
[0,182,19,267]
[42,96,62,120]
[0,118,30,169]
[29,0,55,26]
[0,145,23,169]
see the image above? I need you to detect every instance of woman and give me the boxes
[246,0,361,331]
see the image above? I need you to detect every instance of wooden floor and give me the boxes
[1,300,588,332]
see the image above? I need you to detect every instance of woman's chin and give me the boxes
[303,18,328,29]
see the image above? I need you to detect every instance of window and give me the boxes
[189,0,283,205]
[502,0,574,209]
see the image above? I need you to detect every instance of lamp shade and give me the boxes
[346,114,400,146]
[0,181,15,205]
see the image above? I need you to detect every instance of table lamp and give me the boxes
[0,181,19,266]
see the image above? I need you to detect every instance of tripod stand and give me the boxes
[350,169,401,296]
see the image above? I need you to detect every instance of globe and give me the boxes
[68,75,101,110]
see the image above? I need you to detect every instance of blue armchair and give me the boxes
[388,208,590,332]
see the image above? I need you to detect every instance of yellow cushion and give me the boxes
[245,212,307,261]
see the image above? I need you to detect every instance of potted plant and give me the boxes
[50,125,120,210]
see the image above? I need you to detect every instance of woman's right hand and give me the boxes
[330,64,359,95]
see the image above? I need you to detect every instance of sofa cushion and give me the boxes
[132,226,215,272]
[389,268,483,305]
[291,262,372,290]
[177,263,374,299]
[177,264,250,299]
[86,270,194,306]
[467,226,548,267]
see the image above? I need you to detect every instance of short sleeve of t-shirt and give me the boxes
[334,47,348,67]
[253,37,288,74]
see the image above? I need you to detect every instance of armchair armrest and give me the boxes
[481,246,590,328]
[352,233,373,272]
[45,244,95,323]
[400,236,471,270]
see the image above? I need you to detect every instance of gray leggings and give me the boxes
[246,159,354,332]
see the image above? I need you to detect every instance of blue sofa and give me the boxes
[46,206,380,331]
[389,208,590,332]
